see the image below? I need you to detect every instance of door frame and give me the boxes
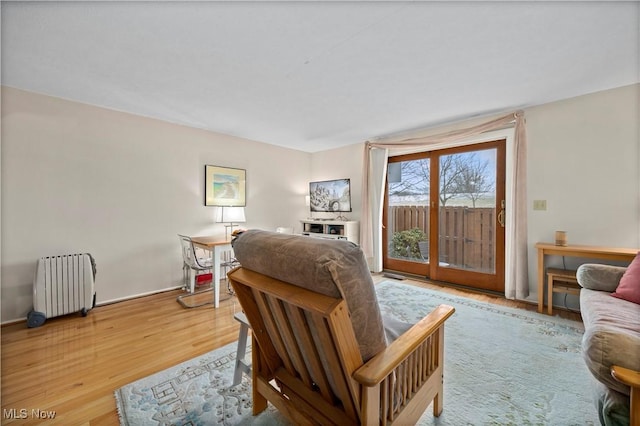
[383,139,506,293]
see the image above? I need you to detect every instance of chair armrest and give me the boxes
[611,365,640,388]
[612,365,640,426]
[576,264,627,292]
[353,304,455,387]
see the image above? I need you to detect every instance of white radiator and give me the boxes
[28,253,96,327]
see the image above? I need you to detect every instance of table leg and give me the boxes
[213,246,221,308]
[537,248,545,313]
[547,272,553,315]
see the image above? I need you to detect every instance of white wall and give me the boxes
[310,142,364,222]
[526,83,639,306]
[526,84,639,249]
[1,87,311,322]
[316,83,640,304]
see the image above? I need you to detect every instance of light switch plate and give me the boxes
[533,200,547,211]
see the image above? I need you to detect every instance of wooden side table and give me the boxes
[535,242,637,314]
[546,268,579,316]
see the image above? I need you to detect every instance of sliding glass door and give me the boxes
[383,140,506,292]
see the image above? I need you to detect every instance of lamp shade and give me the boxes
[215,206,246,223]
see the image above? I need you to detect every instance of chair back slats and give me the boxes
[230,267,363,423]
[274,368,358,426]
[324,304,369,413]
[261,284,360,417]
[307,312,360,420]
[254,290,298,374]
[263,295,321,394]
[231,281,282,376]
[284,304,334,403]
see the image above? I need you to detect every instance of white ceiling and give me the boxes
[2,1,639,153]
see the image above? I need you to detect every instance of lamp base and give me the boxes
[224,223,242,241]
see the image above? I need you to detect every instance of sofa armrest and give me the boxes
[576,264,627,292]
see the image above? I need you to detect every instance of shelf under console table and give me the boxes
[300,219,359,244]
[535,242,638,314]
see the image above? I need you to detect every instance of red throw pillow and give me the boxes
[612,252,640,304]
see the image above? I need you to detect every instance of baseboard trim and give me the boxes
[1,286,184,326]
[98,286,183,307]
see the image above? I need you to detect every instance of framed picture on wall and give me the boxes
[205,165,246,206]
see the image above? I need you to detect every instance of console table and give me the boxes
[300,219,359,244]
[535,242,638,314]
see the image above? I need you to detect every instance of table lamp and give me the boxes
[215,206,246,241]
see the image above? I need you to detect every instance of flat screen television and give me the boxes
[309,178,352,213]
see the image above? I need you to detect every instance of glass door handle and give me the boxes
[498,200,505,227]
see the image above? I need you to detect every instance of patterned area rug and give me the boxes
[115,280,599,425]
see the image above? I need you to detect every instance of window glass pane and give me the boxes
[387,158,430,263]
[438,149,497,273]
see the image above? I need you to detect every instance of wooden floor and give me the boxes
[0,276,581,425]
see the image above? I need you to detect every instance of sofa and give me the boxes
[577,261,640,426]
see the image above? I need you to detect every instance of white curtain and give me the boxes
[361,111,528,299]
[360,147,388,271]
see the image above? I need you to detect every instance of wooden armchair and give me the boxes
[229,230,455,425]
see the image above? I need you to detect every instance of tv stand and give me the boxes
[301,219,359,244]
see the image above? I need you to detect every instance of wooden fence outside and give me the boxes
[389,205,495,272]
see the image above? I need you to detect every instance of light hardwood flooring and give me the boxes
[0,276,581,425]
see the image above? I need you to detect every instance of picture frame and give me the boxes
[204,165,246,206]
